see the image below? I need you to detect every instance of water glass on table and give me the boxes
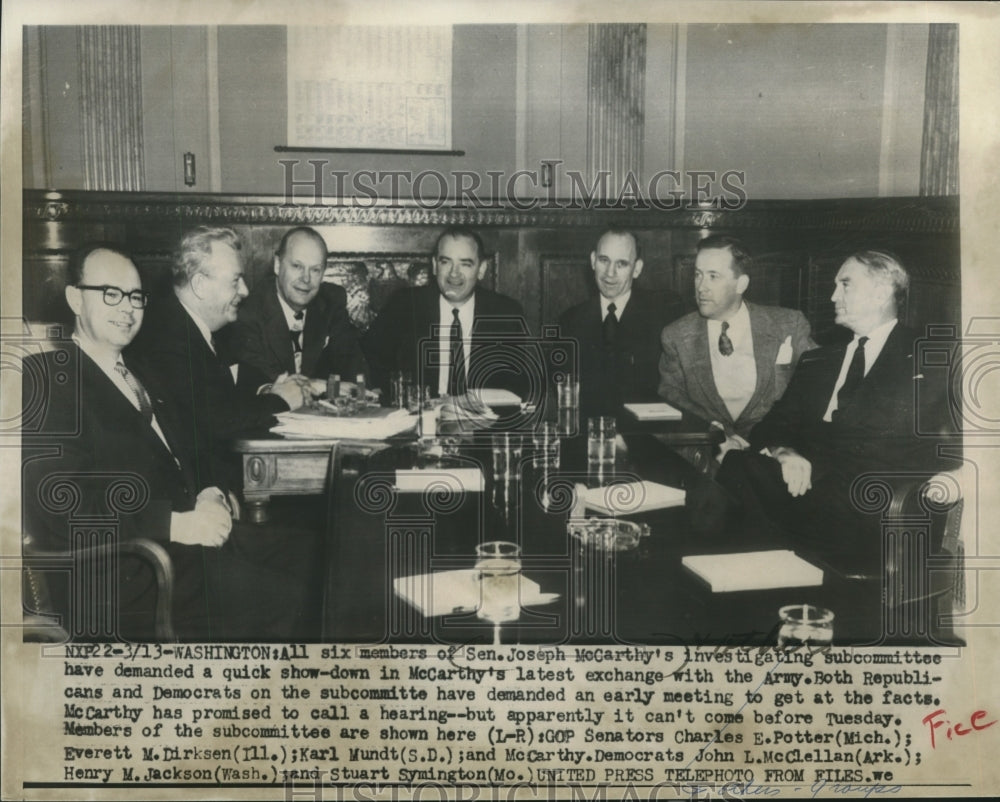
[531,422,561,469]
[390,371,412,409]
[555,376,580,436]
[587,416,616,485]
[475,541,522,644]
[777,604,834,650]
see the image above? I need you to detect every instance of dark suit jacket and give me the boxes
[558,289,684,416]
[21,342,319,641]
[658,302,816,437]
[362,285,531,398]
[22,344,198,552]
[749,323,952,480]
[220,278,367,393]
[129,292,288,489]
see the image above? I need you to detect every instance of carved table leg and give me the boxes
[244,499,270,525]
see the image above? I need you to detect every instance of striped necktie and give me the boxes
[115,363,153,423]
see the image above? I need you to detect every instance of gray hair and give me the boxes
[173,226,241,287]
[848,249,910,310]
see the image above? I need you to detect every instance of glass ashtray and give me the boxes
[567,518,651,552]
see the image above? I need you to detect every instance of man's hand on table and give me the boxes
[267,373,308,410]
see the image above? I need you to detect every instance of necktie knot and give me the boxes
[718,320,734,356]
[833,336,870,419]
[602,302,619,345]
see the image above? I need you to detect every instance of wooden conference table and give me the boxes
[302,413,908,647]
[232,408,951,646]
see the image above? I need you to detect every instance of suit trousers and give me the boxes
[118,524,323,642]
[714,450,887,575]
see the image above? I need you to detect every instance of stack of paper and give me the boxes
[471,388,522,407]
[682,550,824,592]
[393,570,559,617]
[271,408,417,440]
[623,402,683,421]
[584,481,686,515]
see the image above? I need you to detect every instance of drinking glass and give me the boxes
[531,422,561,469]
[587,416,616,485]
[475,541,522,644]
[555,377,580,436]
[777,605,834,650]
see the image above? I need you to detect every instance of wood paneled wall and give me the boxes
[23,191,959,343]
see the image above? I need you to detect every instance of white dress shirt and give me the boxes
[602,290,631,321]
[707,302,757,422]
[823,318,898,422]
[437,294,475,396]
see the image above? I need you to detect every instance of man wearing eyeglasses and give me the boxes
[22,244,317,640]
[132,226,308,491]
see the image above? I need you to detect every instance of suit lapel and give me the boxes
[687,318,733,426]
[260,286,297,375]
[419,287,441,390]
[301,292,327,376]
[841,324,910,418]
[738,303,778,426]
[80,350,186,481]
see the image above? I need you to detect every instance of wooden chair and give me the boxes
[22,531,178,642]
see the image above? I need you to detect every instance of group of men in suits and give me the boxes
[22,243,319,641]
[22,218,952,640]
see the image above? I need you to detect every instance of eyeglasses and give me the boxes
[76,284,150,309]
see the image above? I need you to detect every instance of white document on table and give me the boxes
[395,468,484,493]
[623,402,683,421]
[393,570,558,617]
[271,408,417,439]
[681,550,824,592]
[583,481,686,515]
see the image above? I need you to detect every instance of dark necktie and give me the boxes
[718,320,734,356]
[603,302,618,345]
[115,363,153,423]
[448,308,467,396]
[833,336,869,419]
[290,310,304,353]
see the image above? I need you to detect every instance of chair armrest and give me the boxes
[23,536,177,642]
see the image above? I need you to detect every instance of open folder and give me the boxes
[681,550,824,592]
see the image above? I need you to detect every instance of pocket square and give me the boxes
[775,336,793,365]
[322,335,330,348]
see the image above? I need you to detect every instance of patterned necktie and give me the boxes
[448,308,467,396]
[718,320,734,356]
[603,302,619,345]
[834,336,869,419]
[290,310,304,353]
[115,363,153,423]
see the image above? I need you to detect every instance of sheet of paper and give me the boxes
[393,570,557,617]
[623,402,683,421]
[583,480,686,515]
[681,549,824,592]
[395,468,484,493]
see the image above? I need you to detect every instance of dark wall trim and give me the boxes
[25,190,959,234]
